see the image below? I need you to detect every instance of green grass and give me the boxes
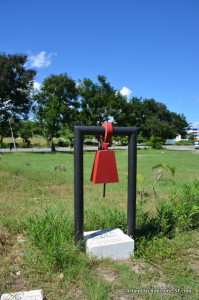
[0,149,199,299]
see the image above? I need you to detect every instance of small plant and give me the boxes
[156,200,176,235]
[152,163,176,184]
[137,174,148,205]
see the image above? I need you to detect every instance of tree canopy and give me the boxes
[0,53,36,141]
[0,53,36,119]
[0,52,189,146]
[125,97,188,140]
[34,73,79,151]
[78,75,127,126]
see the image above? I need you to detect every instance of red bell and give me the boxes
[91,122,119,184]
[91,149,119,183]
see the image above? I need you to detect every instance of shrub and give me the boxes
[0,142,8,148]
[147,136,165,149]
[175,140,193,145]
[57,140,69,147]
[175,180,199,230]
[152,163,176,184]
[18,141,31,148]
[121,136,128,145]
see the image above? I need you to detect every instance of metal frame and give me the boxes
[74,126,137,244]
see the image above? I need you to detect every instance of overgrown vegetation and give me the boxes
[0,150,198,299]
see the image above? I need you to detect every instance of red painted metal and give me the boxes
[91,150,119,183]
[102,122,113,147]
[91,122,119,184]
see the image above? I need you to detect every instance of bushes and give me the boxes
[56,140,69,147]
[0,142,19,149]
[147,136,165,149]
[176,180,199,229]
[137,180,199,244]
[175,140,193,145]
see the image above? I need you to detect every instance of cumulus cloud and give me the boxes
[33,80,42,91]
[120,86,132,98]
[28,51,57,68]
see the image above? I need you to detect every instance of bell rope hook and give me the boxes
[90,122,119,197]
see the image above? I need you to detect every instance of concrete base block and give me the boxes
[1,289,43,300]
[84,228,134,260]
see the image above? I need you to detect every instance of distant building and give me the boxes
[166,128,199,144]
[186,128,199,140]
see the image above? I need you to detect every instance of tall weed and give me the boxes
[137,180,199,252]
[175,180,199,230]
[85,207,127,233]
[25,206,88,273]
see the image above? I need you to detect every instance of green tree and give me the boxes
[0,53,36,140]
[78,75,127,126]
[19,121,33,145]
[126,97,188,140]
[34,74,79,151]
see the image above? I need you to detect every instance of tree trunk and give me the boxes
[50,136,56,152]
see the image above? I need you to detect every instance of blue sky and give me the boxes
[1,0,199,126]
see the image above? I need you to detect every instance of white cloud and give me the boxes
[33,80,41,91]
[120,86,132,98]
[190,122,199,128]
[28,51,57,68]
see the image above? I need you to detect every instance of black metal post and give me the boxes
[103,183,106,198]
[74,126,137,245]
[127,130,137,239]
[74,127,84,244]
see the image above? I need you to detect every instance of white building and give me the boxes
[186,128,199,140]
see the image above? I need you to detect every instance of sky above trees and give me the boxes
[1,0,199,126]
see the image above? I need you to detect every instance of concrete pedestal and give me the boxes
[1,289,43,300]
[84,228,134,260]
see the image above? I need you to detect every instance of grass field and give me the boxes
[0,149,198,299]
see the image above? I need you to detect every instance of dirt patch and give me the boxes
[187,248,199,255]
[131,261,155,275]
[96,266,120,283]
[111,291,144,300]
[1,272,29,294]
[0,228,31,294]
[66,284,86,299]
[0,226,13,250]
[188,263,199,274]
[154,281,172,289]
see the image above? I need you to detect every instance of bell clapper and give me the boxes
[103,183,106,197]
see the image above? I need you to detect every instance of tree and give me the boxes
[78,75,127,126]
[0,53,36,140]
[34,74,79,151]
[126,97,188,140]
[19,121,33,145]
